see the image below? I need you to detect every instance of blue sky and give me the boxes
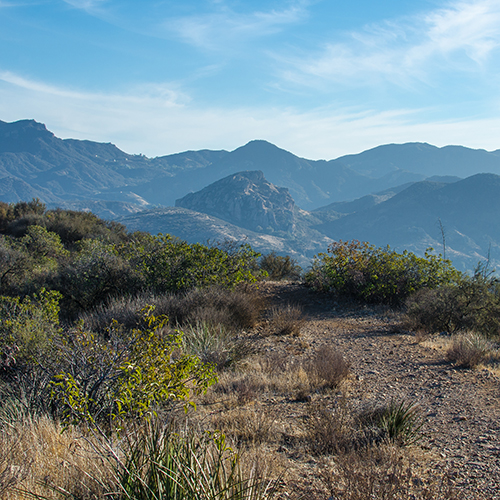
[1,0,500,159]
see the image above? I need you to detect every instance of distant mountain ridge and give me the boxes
[314,173,500,271]
[4,119,500,211]
[3,118,500,271]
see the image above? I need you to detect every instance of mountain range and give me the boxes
[2,118,500,271]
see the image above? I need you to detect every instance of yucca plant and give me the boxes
[116,420,278,500]
[379,400,424,446]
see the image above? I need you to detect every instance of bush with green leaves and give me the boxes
[259,252,302,281]
[123,233,263,294]
[55,239,137,316]
[0,235,30,293]
[0,288,62,370]
[306,240,460,305]
[0,198,46,233]
[406,271,500,337]
[50,307,217,427]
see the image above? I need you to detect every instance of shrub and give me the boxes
[303,345,350,391]
[266,304,305,336]
[306,240,460,305]
[304,402,354,455]
[181,322,234,369]
[446,332,494,368]
[43,208,128,246]
[259,252,302,281]
[0,289,62,371]
[0,235,30,294]
[0,199,46,234]
[54,239,138,317]
[124,233,263,294]
[80,286,266,335]
[406,273,500,337]
[359,400,424,447]
[51,308,217,427]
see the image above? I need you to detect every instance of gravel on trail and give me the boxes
[258,282,500,499]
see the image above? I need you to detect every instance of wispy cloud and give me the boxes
[2,70,500,159]
[163,1,309,50]
[62,0,108,12]
[276,0,500,89]
[0,71,187,107]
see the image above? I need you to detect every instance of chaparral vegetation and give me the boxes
[1,200,499,499]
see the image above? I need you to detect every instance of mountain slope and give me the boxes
[118,206,331,266]
[315,174,500,270]
[176,170,297,232]
[3,119,500,211]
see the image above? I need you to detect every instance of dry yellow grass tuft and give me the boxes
[1,416,112,499]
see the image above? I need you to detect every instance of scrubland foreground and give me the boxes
[1,201,500,499]
[2,282,500,500]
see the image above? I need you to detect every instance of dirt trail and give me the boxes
[258,282,500,499]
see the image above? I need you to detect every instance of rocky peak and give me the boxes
[175,170,297,233]
[0,119,56,154]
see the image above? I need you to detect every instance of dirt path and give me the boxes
[257,282,500,499]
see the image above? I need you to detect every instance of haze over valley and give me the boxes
[1,118,499,271]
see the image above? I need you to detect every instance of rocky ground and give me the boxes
[225,282,500,499]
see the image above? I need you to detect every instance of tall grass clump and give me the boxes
[446,332,496,368]
[80,286,266,335]
[266,304,305,337]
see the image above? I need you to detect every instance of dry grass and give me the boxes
[0,415,112,500]
[265,305,305,337]
[319,445,462,500]
[210,407,280,447]
[303,344,350,392]
[445,332,496,368]
[80,285,266,334]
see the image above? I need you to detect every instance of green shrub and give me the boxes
[0,199,46,234]
[0,235,30,294]
[259,252,302,281]
[124,234,263,294]
[51,307,217,427]
[306,240,459,305]
[378,400,424,446]
[55,239,137,316]
[406,273,500,337]
[43,208,128,246]
[0,288,62,370]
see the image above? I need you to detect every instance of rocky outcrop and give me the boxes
[175,170,296,233]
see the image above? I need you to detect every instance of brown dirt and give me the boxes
[207,281,500,499]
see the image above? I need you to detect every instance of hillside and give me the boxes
[315,174,500,271]
[176,170,297,233]
[119,205,332,266]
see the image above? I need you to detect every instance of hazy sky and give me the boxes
[1,0,500,158]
